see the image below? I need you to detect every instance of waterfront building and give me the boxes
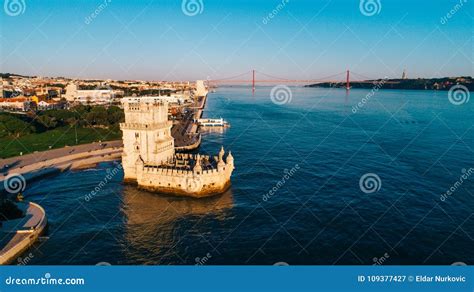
[120,97,234,197]
[123,94,189,105]
[195,80,208,97]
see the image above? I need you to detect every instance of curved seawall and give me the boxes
[0,202,47,265]
[0,141,123,189]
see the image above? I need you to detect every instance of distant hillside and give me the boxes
[0,73,35,79]
[306,77,473,91]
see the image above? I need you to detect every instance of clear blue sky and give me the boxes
[1,0,472,81]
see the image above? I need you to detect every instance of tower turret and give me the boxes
[218,146,225,161]
[194,154,202,173]
[226,151,234,167]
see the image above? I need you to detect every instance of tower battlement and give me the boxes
[120,97,234,198]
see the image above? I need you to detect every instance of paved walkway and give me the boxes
[0,202,47,265]
[0,141,123,189]
[0,140,122,172]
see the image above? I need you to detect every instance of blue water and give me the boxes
[23,86,473,265]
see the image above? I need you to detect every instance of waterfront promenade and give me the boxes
[173,95,207,151]
[0,141,123,189]
[0,201,47,265]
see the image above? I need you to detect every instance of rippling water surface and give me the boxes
[25,86,474,265]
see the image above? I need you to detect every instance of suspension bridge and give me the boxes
[206,70,379,93]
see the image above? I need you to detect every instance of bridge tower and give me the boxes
[346,70,350,90]
[252,70,255,94]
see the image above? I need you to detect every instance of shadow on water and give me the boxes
[121,185,234,264]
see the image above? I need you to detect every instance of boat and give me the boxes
[196,118,230,127]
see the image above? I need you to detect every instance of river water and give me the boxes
[23,86,473,265]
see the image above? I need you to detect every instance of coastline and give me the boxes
[0,140,123,190]
[0,142,122,265]
[0,201,47,265]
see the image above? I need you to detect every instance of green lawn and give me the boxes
[0,126,122,159]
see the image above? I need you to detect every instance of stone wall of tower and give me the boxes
[135,153,234,198]
[120,98,175,181]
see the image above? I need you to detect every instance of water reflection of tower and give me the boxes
[121,186,233,264]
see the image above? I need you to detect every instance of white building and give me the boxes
[195,80,208,97]
[0,97,30,111]
[65,83,116,104]
[123,94,188,105]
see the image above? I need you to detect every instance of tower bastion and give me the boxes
[120,97,234,197]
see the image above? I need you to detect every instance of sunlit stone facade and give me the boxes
[120,97,234,197]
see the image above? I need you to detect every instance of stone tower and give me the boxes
[120,97,174,182]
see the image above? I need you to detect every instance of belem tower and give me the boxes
[120,97,234,198]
